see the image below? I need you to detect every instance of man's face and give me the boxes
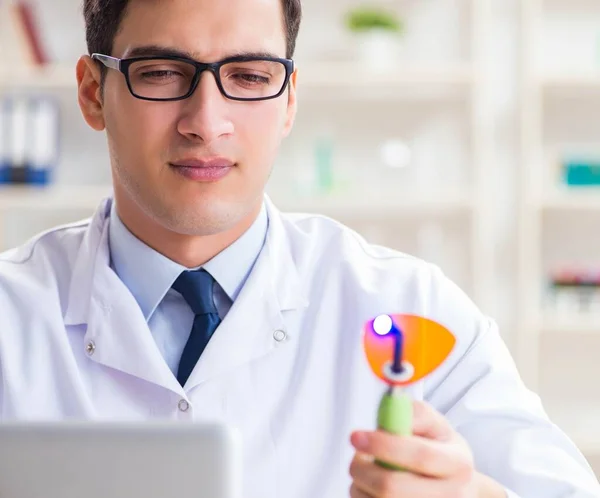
[95,0,297,236]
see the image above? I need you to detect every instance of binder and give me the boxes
[8,96,28,184]
[26,97,59,185]
[0,99,10,184]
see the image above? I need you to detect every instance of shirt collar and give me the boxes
[204,202,268,302]
[108,201,268,321]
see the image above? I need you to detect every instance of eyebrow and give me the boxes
[124,45,283,61]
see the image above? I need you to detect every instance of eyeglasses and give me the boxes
[91,53,295,102]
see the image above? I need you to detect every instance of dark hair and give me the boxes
[83,0,302,60]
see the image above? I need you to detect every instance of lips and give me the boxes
[169,157,234,182]
[171,158,234,169]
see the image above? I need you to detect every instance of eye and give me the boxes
[130,60,195,83]
[232,73,270,85]
[140,70,183,80]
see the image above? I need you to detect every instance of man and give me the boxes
[0,0,598,496]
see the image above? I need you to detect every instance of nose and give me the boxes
[176,70,234,144]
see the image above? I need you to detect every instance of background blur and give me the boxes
[1,0,600,476]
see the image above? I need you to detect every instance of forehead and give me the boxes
[113,0,287,60]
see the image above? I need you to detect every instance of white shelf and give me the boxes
[540,70,600,93]
[0,62,474,96]
[540,190,600,211]
[299,62,474,87]
[299,62,474,101]
[270,190,473,218]
[538,313,600,335]
[0,65,78,91]
[0,185,112,210]
[0,184,472,217]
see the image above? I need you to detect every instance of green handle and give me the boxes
[375,389,412,471]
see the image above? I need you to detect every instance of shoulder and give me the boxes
[280,209,491,357]
[0,219,90,314]
[280,210,443,289]
[280,209,484,320]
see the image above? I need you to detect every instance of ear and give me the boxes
[282,69,298,138]
[76,55,106,131]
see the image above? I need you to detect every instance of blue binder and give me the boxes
[26,96,60,185]
[0,98,10,184]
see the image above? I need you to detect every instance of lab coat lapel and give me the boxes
[64,198,182,394]
[185,197,309,390]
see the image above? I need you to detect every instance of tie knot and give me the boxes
[172,269,218,315]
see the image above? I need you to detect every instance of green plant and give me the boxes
[345,6,403,34]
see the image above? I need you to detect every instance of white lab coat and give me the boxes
[0,196,598,498]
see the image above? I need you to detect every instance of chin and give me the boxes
[159,197,250,236]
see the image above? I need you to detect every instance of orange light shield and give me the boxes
[363,314,456,386]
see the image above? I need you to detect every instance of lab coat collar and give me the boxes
[182,195,310,390]
[64,197,111,326]
[261,194,309,312]
[64,195,309,393]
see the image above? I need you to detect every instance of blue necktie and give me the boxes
[172,269,221,387]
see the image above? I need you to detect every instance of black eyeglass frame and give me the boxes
[91,53,295,102]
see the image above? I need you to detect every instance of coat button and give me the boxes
[178,399,190,412]
[273,330,286,342]
[85,341,96,356]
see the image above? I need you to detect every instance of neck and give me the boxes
[113,190,262,269]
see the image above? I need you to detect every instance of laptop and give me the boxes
[0,421,242,498]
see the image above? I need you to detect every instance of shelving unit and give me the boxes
[0,0,495,311]
[518,0,600,462]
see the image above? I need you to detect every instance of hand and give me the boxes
[348,400,505,498]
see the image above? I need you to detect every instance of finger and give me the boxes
[411,400,454,441]
[351,431,471,479]
[349,482,372,498]
[350,452,391,497]
[350,452,458,498]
